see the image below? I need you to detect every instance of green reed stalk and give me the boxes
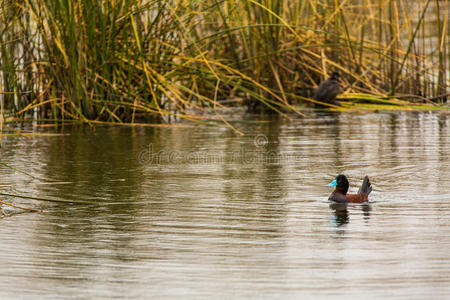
[434,0,447,102]
[392,0,431,94]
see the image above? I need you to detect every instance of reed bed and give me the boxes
[0,0,448,123]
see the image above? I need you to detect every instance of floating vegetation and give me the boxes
[0,198,41,213]
[0,192,93,204]
[0,0,448,124]
[338,93,450,112]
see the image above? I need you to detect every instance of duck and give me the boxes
[313,72,341,106]
[328,174,372,203]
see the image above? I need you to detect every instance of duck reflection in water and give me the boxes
[330,203,349,226]
[330,202,372,227]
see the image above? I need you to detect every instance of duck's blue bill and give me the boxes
[328,179,337,187]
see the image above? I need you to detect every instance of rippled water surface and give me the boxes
[1,112,449,299]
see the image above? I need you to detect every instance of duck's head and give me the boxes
[328,174,349,194]
[329,72,340,81]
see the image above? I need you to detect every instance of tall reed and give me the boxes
[0,0,448,123]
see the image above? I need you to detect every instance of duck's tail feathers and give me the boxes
[358,176,372,196]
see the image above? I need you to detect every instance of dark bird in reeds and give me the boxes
[313,72,341,106]
[328,174,372,203]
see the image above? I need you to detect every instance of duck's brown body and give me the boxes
[328,175,372,203]
[328,190,369,203]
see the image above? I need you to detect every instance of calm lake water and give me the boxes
[0,111,449,299]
